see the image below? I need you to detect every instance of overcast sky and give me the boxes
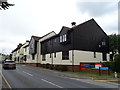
[0,0,119,54]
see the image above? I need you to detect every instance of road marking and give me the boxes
[41,79,63,88]
[22,71,33,76]
[0,72,12,89]
[22,65,26,66]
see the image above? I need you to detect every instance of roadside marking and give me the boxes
[22,71,33,76]
[94,79,119,82]
[0,72,12,89]
[22,65,26,66]
[41,79,63,88]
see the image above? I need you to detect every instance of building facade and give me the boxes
[40,19,109,71]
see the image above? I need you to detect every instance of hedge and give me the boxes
[102,61,120,72]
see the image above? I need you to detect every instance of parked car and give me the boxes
[3,60,16,69]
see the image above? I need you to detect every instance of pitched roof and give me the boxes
[32,35,41,41]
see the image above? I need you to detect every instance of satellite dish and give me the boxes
[0,0,14,10]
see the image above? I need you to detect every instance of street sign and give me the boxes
[95,64,102,69]
[100,67,109,70]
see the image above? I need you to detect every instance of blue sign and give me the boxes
[100,67,109,70]
[84,64,90,68]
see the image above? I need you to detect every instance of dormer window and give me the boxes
[60,34,67,43]
[60,36,62,42]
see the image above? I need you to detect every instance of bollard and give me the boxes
[114,72,117,78]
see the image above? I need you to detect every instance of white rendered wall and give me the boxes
[74,50,104,65]
[41,50,109,65]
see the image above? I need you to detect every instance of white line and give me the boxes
[41,79,63,88]
[23,71,33,76]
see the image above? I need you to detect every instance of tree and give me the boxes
[109,34,119,54]
[0,0,14,10]
[109,34,120,60]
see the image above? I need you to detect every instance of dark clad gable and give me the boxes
[41,19,109,55]
[29,36,41,54]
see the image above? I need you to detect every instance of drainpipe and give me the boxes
[71,22,76,72]
[72,50,74,72]
[36,41,39,67]
[51,40,53,69]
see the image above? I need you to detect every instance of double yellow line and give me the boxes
[0,71,12,89]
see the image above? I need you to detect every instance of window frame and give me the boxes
[62,51,69,60]
[42,54,46,61]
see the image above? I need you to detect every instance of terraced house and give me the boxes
[12,43,22,62]
[40,19,109,71]
[11,19,110,71]
[27,31,56,66]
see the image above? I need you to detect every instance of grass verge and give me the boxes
[66,71,120,80]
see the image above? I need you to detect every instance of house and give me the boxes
[28,31,56,66]
[19,40,29,63]
[40,19,109,71]
[12,43,22,62]
[23,41,30,62]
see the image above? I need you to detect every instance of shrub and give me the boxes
[114,54,120,62]
[54,65,68,71]
[102,61,120,73]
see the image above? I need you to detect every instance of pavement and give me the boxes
[1,64,120,89]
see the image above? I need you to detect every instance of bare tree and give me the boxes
[0,0,14,10]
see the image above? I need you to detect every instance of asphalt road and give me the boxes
[1,64,119,89]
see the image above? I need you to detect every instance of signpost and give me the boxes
[99,67,109,75]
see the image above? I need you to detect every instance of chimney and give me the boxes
[26,40,29,42]
[71,22,76,27]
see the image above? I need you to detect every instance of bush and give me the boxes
[102,61,120,73]
[54,65,68,71]
[114,54,120,62]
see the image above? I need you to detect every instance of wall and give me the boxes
[74,50,103,65]
[41,50,109,65]
[41,52,72,65]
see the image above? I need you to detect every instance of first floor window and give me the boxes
[60,36,62,42]
[62,51,69,60]
[42,54,46,61]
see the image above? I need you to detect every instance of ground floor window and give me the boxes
[32,54,35,60]
[93,52,96,58]
[62,51,69,60]
[42,54,46,61]
[54,52,56,58]
[102,53,107,61]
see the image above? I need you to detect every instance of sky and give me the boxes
[0,0,119,54]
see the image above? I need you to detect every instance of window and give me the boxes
[42,54,46,61]
[62,51,69,60]
[63,35,65,42]
[32,54,35,60]
[31,43,34,49]
[50,53,51,58]
[64,34,67,41]
[60,36,62,42]
[102,41,106,46]
[94,52,96,58]
[54,39,56,42]
[54,52,56,58]
[60,34,67,43]
[102,53,107,61]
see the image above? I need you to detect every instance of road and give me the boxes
[1,64,119,89]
